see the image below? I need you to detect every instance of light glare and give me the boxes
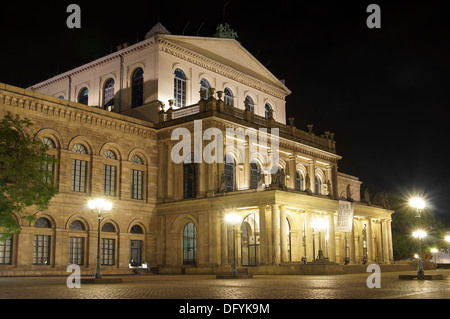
[409,197,425,210]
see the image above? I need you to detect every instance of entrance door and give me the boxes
[130,240,142,266]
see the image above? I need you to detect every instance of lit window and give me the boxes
[245,96,254,113]
[200,78,211,100]
[265,103,272,119]
[250,162,260,189]
[69,237,84,265]
[132,68,144,108]
[224,87,234,106]
[174,69,186,108]
[224,154,236,192]
[103,78,115,110]
[315,175,322,195]
[0,235,12,265]
[296,171,304,191]
[78,87,89,105]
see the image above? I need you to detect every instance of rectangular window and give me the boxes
[131,169,143,200]
[71,159,87,192]
[0,235,12,265]
[43,154,55,184]
[69,237,84,265]
[33,235,50,265]
[101,238,115,265]
[102,164,116,196]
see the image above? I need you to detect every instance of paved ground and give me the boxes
[0,269,449,300]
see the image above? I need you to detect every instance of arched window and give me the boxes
[265,103,273,119]
[315,174,322,195]
[69,220,85,231]
[131,68,144,108]
[241,213,259,266]
[72,144,87,154]
[101,222,116,266]
[183,153,197,199]
[41,137,55,148]
[33,217,52,265]
[183,223,197,265]
[224,154,236,192]
[250,162,260,189]
[130,155,144,200]
[296,171,304,191]
[103,78,115,110]
[78,87,89,105]
[130,225,144,234]
[101,222,116,233]
[103,150,117,197]
[200,78,211,100]
[131,155,143,165]
[224,87,234,107]
[245,95,254,113]
[174,68,186,108]
[41,137,56,184]
[71,144,88,193]
[35,217,51,228]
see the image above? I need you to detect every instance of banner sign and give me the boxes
[336,200,354,232]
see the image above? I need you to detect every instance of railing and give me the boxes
[158,90,336,153]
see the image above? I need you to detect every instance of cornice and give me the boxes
[0,84,156,140]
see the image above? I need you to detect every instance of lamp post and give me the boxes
[412,229,427,276]
[409,197,425,277]
[226,213,240,276]
[88,198,113,279]
[312,218,327,260]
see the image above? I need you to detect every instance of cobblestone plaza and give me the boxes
[1,270,449,300]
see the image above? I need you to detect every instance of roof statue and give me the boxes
[213,23,238,39]
[145,22,171,39]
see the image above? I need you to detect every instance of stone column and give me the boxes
[308,161,316,194]
[387,219,394,263]
[271,205,280,264]
[244,139,250,189]
[258,205,267,265]
[165,141,173,201]
[197,139,206,198]
[349,221,356,263]
[288,154,296,189]
[382,219,390,264]
[366,217,373,263]
[305,211,313,262]
[220,210,228,266]
[157,143,165,202]
[328,212,336,262]
[208,210,220,267]
[280,205,289,262]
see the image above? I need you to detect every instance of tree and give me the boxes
[0,112,57,237]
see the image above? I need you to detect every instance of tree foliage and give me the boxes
[0,112,57,236]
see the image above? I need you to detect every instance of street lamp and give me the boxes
[409,197,426,277]
[412,229,427,276]
[226,213,241,276]
[88,198,113,279]
[312,218,327,260]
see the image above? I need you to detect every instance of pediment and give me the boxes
[159,35,291,96]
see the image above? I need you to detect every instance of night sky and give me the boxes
[2,1,449,223]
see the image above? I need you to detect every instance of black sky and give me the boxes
[1,1,449,223]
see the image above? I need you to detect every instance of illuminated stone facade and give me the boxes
[0,24,393,276]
